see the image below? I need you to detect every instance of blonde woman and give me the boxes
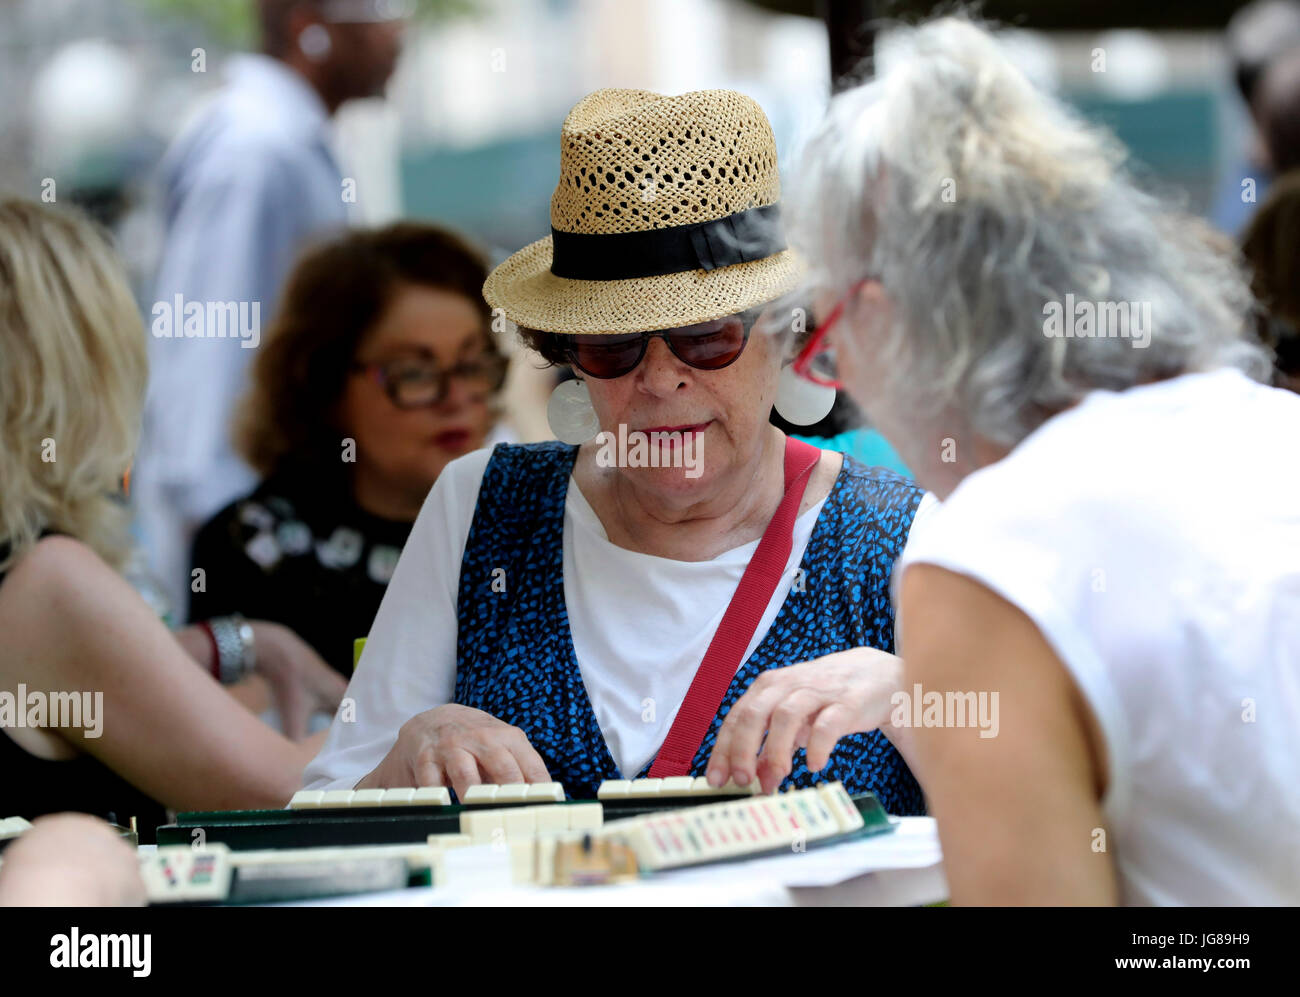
[0,200,344,840]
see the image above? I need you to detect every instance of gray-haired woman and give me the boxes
[792,16,1300,905]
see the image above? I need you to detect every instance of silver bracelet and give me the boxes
[209,614,256,684]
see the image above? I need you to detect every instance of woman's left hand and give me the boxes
[250,622,348,741]
[704,647,903,794]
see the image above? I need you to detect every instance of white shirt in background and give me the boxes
[900,368,1300,905]
[134,54,349,619]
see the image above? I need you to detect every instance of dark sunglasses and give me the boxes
[557,314,754,380]
[351,352,508,409]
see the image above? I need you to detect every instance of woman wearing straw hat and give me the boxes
[303,89,935,810]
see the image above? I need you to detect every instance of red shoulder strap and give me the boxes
[648,436,822,777]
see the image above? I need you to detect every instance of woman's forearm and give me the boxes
[173,624,215,671]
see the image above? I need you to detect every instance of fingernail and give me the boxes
[734,770,750,786]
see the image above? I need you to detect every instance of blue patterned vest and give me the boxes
[454,441,926,815]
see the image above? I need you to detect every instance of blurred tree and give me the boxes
[132,0,474,49]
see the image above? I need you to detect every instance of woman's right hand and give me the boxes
[356,704,551,799]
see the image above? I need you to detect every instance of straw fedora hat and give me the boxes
[483,88,804,336]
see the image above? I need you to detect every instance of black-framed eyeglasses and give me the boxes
[556,313,754,380]
[351,352,508,409]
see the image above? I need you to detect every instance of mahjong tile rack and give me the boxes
[152,778,893,853]
[140,779,894,902]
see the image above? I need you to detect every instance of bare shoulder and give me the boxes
[0,536,138,726]
[0,535,142,650]
[1,535,122,608]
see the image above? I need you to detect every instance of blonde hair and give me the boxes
[0,199,147,573]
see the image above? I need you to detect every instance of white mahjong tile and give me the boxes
[657,816,694,861]
[622,820,668,870]
[461,784,498,805]
[683,811,718,858]
[379,788,417,807]
[0,817,32,838]
[719,805,755,857]
[732,802,768,849]
[773,797,808,847]
[410,786,452,806]
[533,835,559,886]
[318,790,354,809]
[689,776,720,795]
[350,789,385,807]
[509,839,536,884]
[426,833,471,850]
[705,808,744,858]
[788,790,831,839]
[641,817,681,864]
[596,779,631,799]
[817,782,864,831]
[668,813,705,859]
[502,808,537,839]
[658,776,695,795]
[803,790,839,838]
[566,803,603,831]
[625,778,663,798]
[534,807,569,834]
[526,782,565,802]
[287,791,324,810]
[494,783,530,803]
[460,810,505,844]
[754,797,786,838]
[739,800,776,846]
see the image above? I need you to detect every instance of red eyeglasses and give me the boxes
[791,278,872,389]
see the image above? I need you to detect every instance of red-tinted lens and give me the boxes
[665,316,747,369]
[566,316,748,378]
[568,333,645,378]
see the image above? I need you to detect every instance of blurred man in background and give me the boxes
[1211,0,1300,233]
[133,0,408,619]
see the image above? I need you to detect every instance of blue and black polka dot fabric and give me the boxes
[454,441,926,815]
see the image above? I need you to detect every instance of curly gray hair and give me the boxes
[792,15,1272,448]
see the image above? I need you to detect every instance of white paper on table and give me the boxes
[650,816,943,889]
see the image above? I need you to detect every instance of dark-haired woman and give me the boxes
[189,223,508,677]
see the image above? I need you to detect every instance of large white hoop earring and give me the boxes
[547,377,600,444]
[773,364,836,426]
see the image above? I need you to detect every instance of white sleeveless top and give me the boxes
[900,369,1300,906]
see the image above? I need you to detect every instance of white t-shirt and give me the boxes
[900,368,1300,906]
[304,446,936,789]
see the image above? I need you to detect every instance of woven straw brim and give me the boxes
[483,235,805,335]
